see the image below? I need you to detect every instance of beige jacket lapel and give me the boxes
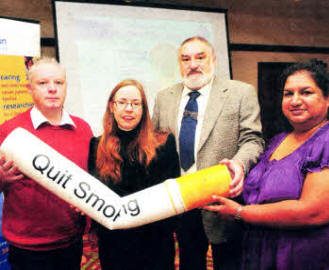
[197,77,229,153]
[168,83,184,137]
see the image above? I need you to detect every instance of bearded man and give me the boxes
[152,36,264,270]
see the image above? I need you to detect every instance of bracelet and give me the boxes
[234,206,243,220]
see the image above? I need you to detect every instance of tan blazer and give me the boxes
[152,76,264,243]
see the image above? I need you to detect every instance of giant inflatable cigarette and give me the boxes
[0,128,231,229]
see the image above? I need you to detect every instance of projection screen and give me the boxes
[53,1,231,135]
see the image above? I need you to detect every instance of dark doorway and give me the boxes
[258,62,293,143]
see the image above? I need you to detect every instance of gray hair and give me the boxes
[27,57,66,82]
[179,36,215,56]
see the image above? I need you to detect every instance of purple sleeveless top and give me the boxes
[242,123,329,270]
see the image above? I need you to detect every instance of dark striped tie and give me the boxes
[179,91,200,171]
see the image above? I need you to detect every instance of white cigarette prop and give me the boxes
[0,128,231,230]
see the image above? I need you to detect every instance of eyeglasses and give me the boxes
[113,100,143,110]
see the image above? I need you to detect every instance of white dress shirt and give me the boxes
[30,106,76,130]
[177,79,213,175]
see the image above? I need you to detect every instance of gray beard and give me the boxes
[183,73,213,90]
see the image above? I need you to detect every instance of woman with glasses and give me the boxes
[88,79,180,270]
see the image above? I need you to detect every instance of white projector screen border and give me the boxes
[53,0,231,135]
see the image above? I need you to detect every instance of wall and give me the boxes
[1,0,328,88]
[225,0,329,86]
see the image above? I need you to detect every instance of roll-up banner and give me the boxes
[0,55,35,123]
[0,17,40,124]
[0,16,40,269]
[0,17,40,57]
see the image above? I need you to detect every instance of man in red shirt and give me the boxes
[0,57,93,270]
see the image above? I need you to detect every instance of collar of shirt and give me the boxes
[179,77,213,127]
[30,106,76,130]
[181,79,212,101]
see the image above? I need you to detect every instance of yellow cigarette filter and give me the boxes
[176,165,231,210]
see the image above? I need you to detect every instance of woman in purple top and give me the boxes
[205,59,329,270]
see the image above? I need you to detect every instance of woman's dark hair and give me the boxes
[278,59,329,132]
[280,59,329,97]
